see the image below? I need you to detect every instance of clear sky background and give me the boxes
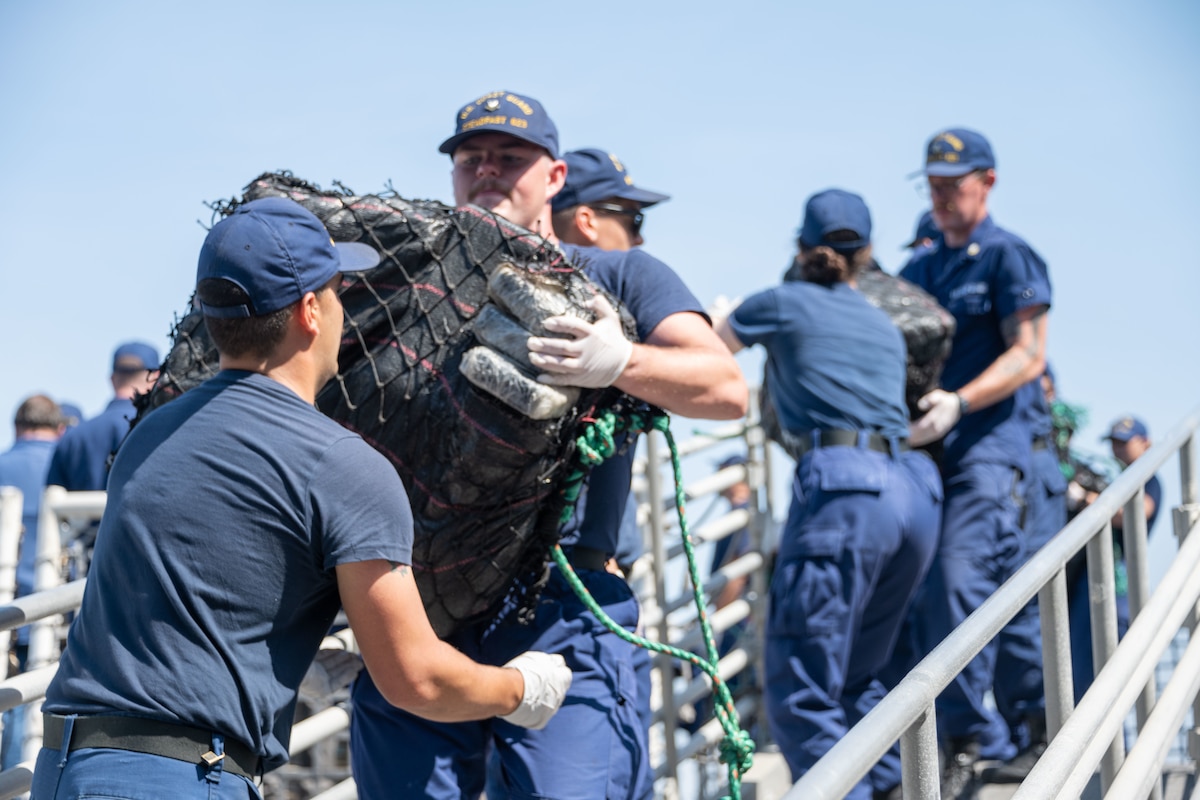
[2,1,1198,582]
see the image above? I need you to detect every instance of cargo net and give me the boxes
[140,171,640,637]
[761,261,956,461]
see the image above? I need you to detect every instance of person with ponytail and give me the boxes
[713,189,942,800]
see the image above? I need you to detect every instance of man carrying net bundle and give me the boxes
[349,90,748,800]
[32,199,571,799]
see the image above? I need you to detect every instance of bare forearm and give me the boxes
[958,307,1048,412]
[381,641,524,723]
[957,345,1044,412]
[615,342,747,420]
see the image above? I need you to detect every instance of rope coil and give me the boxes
[554,408,755,799]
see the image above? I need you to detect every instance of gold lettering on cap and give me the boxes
[459,104,476,120]
[506,94,533,115]
[608,153,626,173]
[475,91,505,103]
[940,133,964,151]
[463,115,507,131]
[624,176,634,186]
[510,118,528,129]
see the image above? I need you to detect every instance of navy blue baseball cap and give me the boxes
[716,454,748,471]
[552,148,670,212]
[112,341,160,373]
[1103,416,1149,442]
[197,197,381,319]
[919,128,996,177]
[905,210,940,248]
[58,402,84,427]
[439,91,559,158]
[798,189,872,251]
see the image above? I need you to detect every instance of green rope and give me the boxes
[554,408,755,799]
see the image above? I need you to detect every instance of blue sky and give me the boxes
[2,1,1198,580]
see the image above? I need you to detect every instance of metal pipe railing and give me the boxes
[783,404,1200,800]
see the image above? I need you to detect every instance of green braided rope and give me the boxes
[554,408,755,799]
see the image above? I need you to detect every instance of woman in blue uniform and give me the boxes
[715,189,942,800]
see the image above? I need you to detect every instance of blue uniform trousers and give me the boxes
[923,461,1025,759]
[32,730,259,799]
[350,566,649,800]
[764,447,941,799]
[992,446,1067,750]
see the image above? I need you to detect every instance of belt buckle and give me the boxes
[201,750,226,767]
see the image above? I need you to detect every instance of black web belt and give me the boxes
[42,714,261,779]
[779,428,911,461]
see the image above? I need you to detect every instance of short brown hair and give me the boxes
[14,395,63,432]
[196,278,293,359]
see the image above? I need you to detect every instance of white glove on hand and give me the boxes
[528,294,633,388]
[497,651,572,730]
[909,389,963,447]
[705,294,742,330]
[299,648,364,701]
[1067,480,1088,511]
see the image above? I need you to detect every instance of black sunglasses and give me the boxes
[589,203,644,237]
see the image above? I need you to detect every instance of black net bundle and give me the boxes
[141,171,633,637]
[760,262,956,461]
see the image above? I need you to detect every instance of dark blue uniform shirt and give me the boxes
[900,216,1052,471]
[731,280,909,437]
[46,397,138,491]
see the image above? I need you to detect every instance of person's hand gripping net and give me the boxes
[528,293,633,389]
[909,388,964,446]
[497,651,573,730]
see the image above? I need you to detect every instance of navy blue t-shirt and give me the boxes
[557,245,705,555]
[730,281,909,438]
[45,371,413,770]
[900,216,1052,471]
[46,397,138,491]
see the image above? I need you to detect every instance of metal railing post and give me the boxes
[1037,567,1074,737]
[1120,483,1161,800]
[1085,519,1124,790]
[644,431,679,798]
[1175,432,1200,767]
[899,704,939,800]
[0,488,22,672]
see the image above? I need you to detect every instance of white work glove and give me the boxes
[497,651,573,730]
[705,294,742,330]
[299,647,364,701]
[528,294,633,388]
[1067,480,1088,511]
[909,389,963,447]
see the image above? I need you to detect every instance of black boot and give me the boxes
[982,715,1048,783]
[940,737,981,800]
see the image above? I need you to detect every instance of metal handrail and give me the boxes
[784,404,1200,799]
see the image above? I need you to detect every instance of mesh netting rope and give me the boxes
[552,408,755,800]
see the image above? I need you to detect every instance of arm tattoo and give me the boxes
[389,562,410,577]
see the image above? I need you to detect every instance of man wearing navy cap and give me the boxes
[350,91,747,800]
[47,340,160,492]
[34,198,570,799]
[899,128,1052,799]
[551,147,670,249]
